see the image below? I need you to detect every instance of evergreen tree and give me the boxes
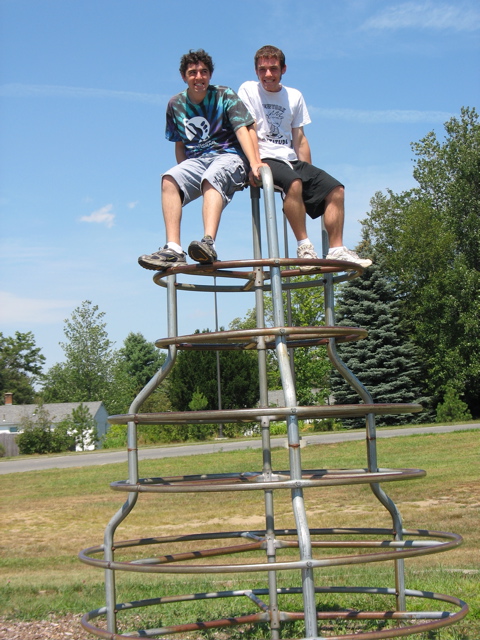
[331,264,428,427]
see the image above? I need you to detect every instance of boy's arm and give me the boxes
[235,125,265,181]
[247,124,262,163]
[175,141,187,164]
[292,126,312,163]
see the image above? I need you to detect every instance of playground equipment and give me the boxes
[80,167,468,639]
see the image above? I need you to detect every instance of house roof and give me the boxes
[0,401,106,426]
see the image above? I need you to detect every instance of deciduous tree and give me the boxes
[57,403,99,451]
[168,329,259,413]
[362,107,480,416]
[231,276,331,405]
[0,331,45,404]
[42,301,116,409]
[110,332,169,415]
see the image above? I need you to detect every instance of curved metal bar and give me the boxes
[79,527,462,573]
[108,403,422,425]
[102,274,179,632]
[151,258,362,292]
[153,269,354,293]
[81,586,468,640]
[154,325,368,350]
[108,467,426,493]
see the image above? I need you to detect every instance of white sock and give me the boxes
[297,238,312,247]
[328,246,343,254]
[167,241,183,254]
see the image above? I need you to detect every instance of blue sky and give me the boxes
[1,0,479,373]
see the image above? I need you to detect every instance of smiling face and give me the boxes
[182,62,212,103]
[255,56,286,93]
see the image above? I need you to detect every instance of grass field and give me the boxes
[1,429,479,639]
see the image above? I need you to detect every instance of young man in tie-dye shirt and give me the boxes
[139,49,264,271]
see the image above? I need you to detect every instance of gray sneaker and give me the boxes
[188,235,218,264]
[297,242,319,272]
[138,245,187,271]
[326,246,372,269]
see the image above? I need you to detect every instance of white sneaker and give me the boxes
[326,246,372,269]
[297,242,319,272]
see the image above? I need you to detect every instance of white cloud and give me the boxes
[308,106,454,124]
[0,291,75,324]
[362,2,480,31]
[80,204,115,228]
[127,201,139,209]
[0,83,169,104]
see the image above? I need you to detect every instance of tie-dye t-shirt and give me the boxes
[165,85,254,159]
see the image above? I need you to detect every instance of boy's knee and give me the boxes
[327,185,345,203]
[286,178,303,199]
[161,175,183,199]
[162,174,178,190]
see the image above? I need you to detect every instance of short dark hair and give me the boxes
[179,49,214,77]
[254,45,285,69]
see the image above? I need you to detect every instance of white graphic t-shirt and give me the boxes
[238,81,311,163]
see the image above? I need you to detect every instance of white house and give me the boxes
[0,393,109,452]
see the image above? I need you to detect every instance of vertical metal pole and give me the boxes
[251,186,280,639]
[213,278,223,438]
[260,167,318,638]
[283,213,296,383]
[322,220,406,612]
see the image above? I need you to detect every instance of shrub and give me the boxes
[17,405,55,454]
[221,422,256,438]
[102,424,127,449]
[310,418,341,432]
[51,422,76,452]
[269,421,287,435]
[16,404,85,454]
[436,386,472,423]
[17,424,51,454]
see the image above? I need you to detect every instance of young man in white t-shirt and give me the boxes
[238,45,372,269]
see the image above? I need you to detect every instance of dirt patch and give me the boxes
[0,614,91,640]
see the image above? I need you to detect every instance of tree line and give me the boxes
[1,107,477,451]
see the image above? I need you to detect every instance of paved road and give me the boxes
[1,423,478,475]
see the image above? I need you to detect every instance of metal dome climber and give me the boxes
[79,166,468,639]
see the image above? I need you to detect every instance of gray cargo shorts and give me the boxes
[163,153,248,209]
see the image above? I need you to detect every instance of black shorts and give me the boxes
[263,157,343,219]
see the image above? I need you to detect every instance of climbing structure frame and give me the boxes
[80,167,468,639]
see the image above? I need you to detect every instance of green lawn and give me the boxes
[1,430,478,639]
